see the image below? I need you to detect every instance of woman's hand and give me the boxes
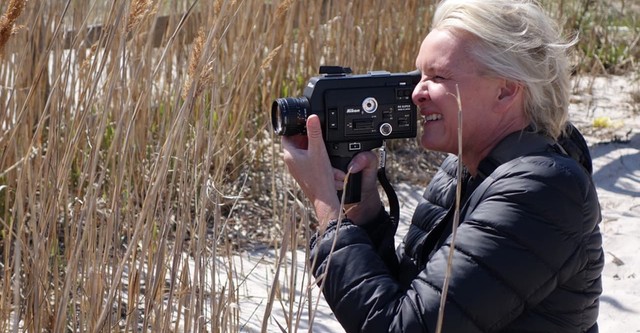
[282,115,342,227]
[337,151,383,224]
[282,115,383,228]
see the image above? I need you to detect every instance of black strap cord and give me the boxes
[373,142,402,272]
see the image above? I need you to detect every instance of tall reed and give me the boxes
[0,0,429,331]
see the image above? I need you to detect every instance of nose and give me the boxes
[412,81,429,105]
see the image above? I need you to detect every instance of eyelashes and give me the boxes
[421,74,447,82]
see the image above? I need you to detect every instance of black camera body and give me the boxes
[272,66,420,203]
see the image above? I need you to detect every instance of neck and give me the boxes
[462,120,529,176]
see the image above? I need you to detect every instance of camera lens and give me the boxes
[271,97,310,136]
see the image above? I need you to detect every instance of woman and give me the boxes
[282,0,604,331]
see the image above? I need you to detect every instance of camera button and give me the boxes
[329,108,338,129]
[362,97,378,113]
[380,123,393,136]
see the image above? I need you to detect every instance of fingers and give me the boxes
[280,114,336,202]
[305,115,326,153]
[348,151,379,174]
[282,115,324,155]
[327,150,379,193]
[285,116,341,223]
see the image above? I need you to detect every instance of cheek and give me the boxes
[430,85,458,110]
[460,83,498,109]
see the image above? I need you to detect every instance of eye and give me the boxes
[417,68,447,82]
[422,74,446,82]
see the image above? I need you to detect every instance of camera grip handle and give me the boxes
[330,155,362,204]
[342,171,362,204]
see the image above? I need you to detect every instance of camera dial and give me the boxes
[362,97,378,113]
[380,123,393,136]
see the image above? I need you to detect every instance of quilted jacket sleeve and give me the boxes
[309,153,601,333]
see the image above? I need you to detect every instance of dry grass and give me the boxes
[0,0,636,332]
[544,0,640,74]
[0,0,431,331]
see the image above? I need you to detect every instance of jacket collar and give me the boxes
[476,128,556,180]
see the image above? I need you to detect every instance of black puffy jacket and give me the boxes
[310,127,604,333]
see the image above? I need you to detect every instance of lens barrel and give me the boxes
[271,97,310,136]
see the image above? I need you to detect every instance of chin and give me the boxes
[420,137,441,152]
[420,134,454,154]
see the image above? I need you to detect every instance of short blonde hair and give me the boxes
[432,0,575,139]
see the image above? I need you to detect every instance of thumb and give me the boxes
[348,151,378,174]
[306,115,325,151]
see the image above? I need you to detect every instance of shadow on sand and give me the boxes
[590,133,640,200]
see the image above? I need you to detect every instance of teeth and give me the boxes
[424,114,442,122]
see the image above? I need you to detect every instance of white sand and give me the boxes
[571,74,640,332]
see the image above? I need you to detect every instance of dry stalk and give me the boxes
[307,171,352,329]
[435,84,463,333]
[260,211,293,333]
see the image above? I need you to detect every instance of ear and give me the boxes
[496,79,523,112]
[498,79,521,100]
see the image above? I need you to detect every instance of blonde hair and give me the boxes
[432,0,575,139]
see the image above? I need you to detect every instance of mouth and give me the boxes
[422,113,443,124]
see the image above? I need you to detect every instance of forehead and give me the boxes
[415,29,476,72]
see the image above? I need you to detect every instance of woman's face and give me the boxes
[413,29,507,155]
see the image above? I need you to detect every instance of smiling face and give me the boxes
[413,29,526,164]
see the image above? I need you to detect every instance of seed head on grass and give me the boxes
[183,29,203,99]
[260,45,282,71]
[0,0,26,57]
[214,0,223,16]
[275,0,294,21]
[183,29,214,99]
[126,0,155,35]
